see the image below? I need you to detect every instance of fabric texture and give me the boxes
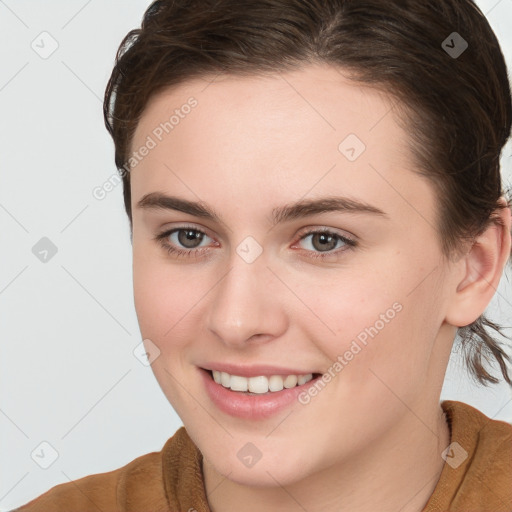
[12,400,512,511]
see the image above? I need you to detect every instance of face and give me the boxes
[130,63,457,487]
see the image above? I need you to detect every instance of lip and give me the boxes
[200,362,319,378]
[199,367,322,420]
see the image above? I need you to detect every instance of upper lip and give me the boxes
[200,362,319,378]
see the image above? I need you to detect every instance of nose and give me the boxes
[206,252,287,348]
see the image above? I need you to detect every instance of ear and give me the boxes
[445,199,512,327]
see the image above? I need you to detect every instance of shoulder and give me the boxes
[443,399,512,464]
[11,429,186,512]
[452,399,512,489]
[424,400,512,511]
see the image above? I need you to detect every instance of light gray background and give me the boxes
[0,1,511,509]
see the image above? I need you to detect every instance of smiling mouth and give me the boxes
[205,369,322,394]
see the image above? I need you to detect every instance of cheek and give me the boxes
[307,261,443,395]
[133,259,170,340]
[132,250,207,411]
[299,267,402,349]
[132,248,213,350]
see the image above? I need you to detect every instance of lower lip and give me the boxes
[199,368,321,420]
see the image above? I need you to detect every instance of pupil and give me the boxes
[315,233,336,251]
[179,229,202,248]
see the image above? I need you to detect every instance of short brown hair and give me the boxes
[103,0,512,386]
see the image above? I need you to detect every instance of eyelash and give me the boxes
[154,225,358,260]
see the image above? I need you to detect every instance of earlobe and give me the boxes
[445,202,512,328]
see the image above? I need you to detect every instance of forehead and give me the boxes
[134,64,406,152]
[129,63,434,228]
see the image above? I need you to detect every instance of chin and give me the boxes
[197,432,319,489]
[209,453,312,488]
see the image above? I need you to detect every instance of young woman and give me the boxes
[13,0,512,510]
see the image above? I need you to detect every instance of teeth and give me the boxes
[297,374,312,385]
[211,370,314,393]
[230,375,248,392]
[269,375,284,392]
[221,372,231,387]
[248,375,269,394]
[283,375,298,388]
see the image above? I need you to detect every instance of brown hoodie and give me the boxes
[11,400,512,511]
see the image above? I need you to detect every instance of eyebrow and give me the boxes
[136,192,388,226]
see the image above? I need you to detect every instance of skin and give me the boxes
[129,63,511,512]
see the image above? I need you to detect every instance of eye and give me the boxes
[154,226,214,259]
[154,225,357,260]
[294,228,357,260]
